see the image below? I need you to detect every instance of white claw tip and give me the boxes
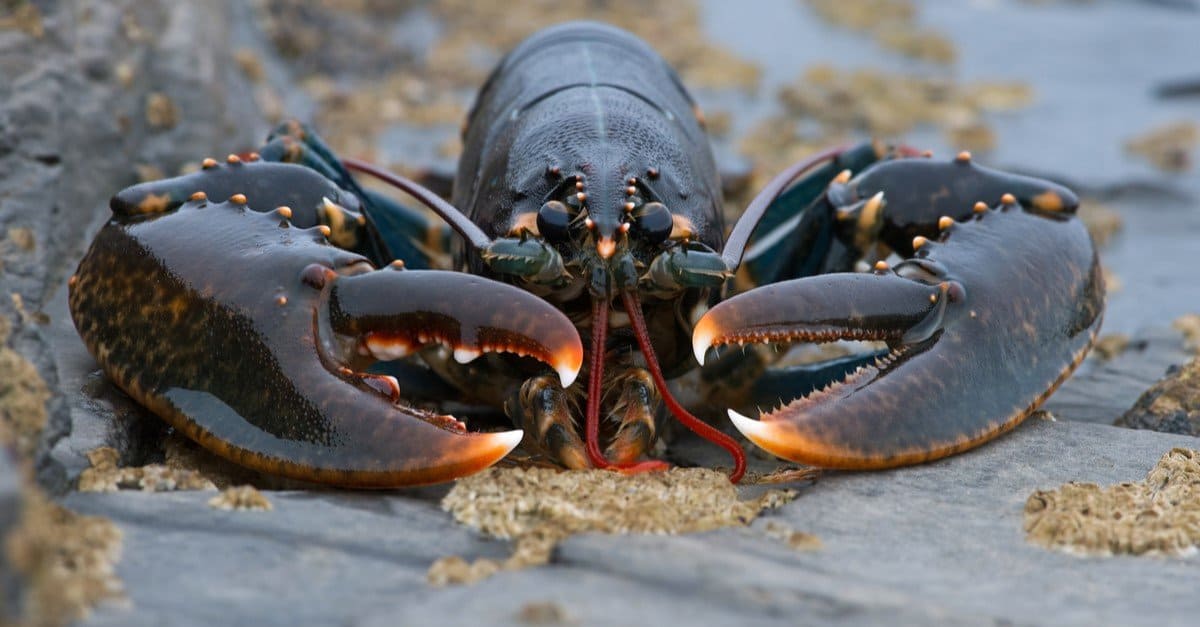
[693,329,713,366]
[491,429,525,456]
[728,409,767,439]
[556,361,579,389]
[453,347,482,364]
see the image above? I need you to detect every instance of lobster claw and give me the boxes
[694,200,1104,469]
[70,193,584,487]
[326,266,583,390]
[303,264,585,485]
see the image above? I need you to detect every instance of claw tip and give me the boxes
[483,429,525,461]
[692,322,714,366]
[728,409,789,461]
[556,355,581,389]
[728,409,767,440]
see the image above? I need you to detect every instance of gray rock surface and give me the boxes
[0,449,21,623]
[1046,326,1194,425]
[1117,355,1200,435]
[64,420,1200,627]
[2,0,1199,626]
[0,0,264,492]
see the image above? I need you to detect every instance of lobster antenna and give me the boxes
[621,289,747,482]
[584,297,612,469]
[721,145,849,271]
[341,157,493,251]
[584,296,673,474]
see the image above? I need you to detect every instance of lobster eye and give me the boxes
[632,201,672,244]
[537,200,572,242]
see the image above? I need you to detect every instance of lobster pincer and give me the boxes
[69,162,582,487]
[699,155,1104,469]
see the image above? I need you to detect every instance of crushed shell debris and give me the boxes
[1025,448,1200,556]
[78,447,217,493]
[208,486,273,511]
[429,466,803,585]
[2,315,125,624]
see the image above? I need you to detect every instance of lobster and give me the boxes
[68,22,1103,486]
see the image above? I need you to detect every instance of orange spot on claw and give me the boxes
[1032,191,1064,212]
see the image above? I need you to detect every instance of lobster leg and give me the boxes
[697,191,1103,469]
[603,368,660,466]
[511,374,590,470]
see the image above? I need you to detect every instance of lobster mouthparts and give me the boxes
[693,200,1104,469]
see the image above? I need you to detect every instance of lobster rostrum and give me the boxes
[68,22,1103,487]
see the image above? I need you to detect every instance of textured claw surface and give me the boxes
[702,203,1104,469]
[828,157,1080,257]
[329,269,583,389]
[69,197,581,487]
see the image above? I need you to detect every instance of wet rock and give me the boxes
[3,1,1199,626]
[1117,357,1200,436]
[0,0,265,494]
[0,449,22,623]
[1044,326,1193,425]
[58,421,1200,627]
[0,0,263,621]
[1025,448,1200,556]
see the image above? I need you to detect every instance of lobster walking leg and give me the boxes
[511,374,590,470]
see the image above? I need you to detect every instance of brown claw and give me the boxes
[70,197,583,488]
[329,267,583,389]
